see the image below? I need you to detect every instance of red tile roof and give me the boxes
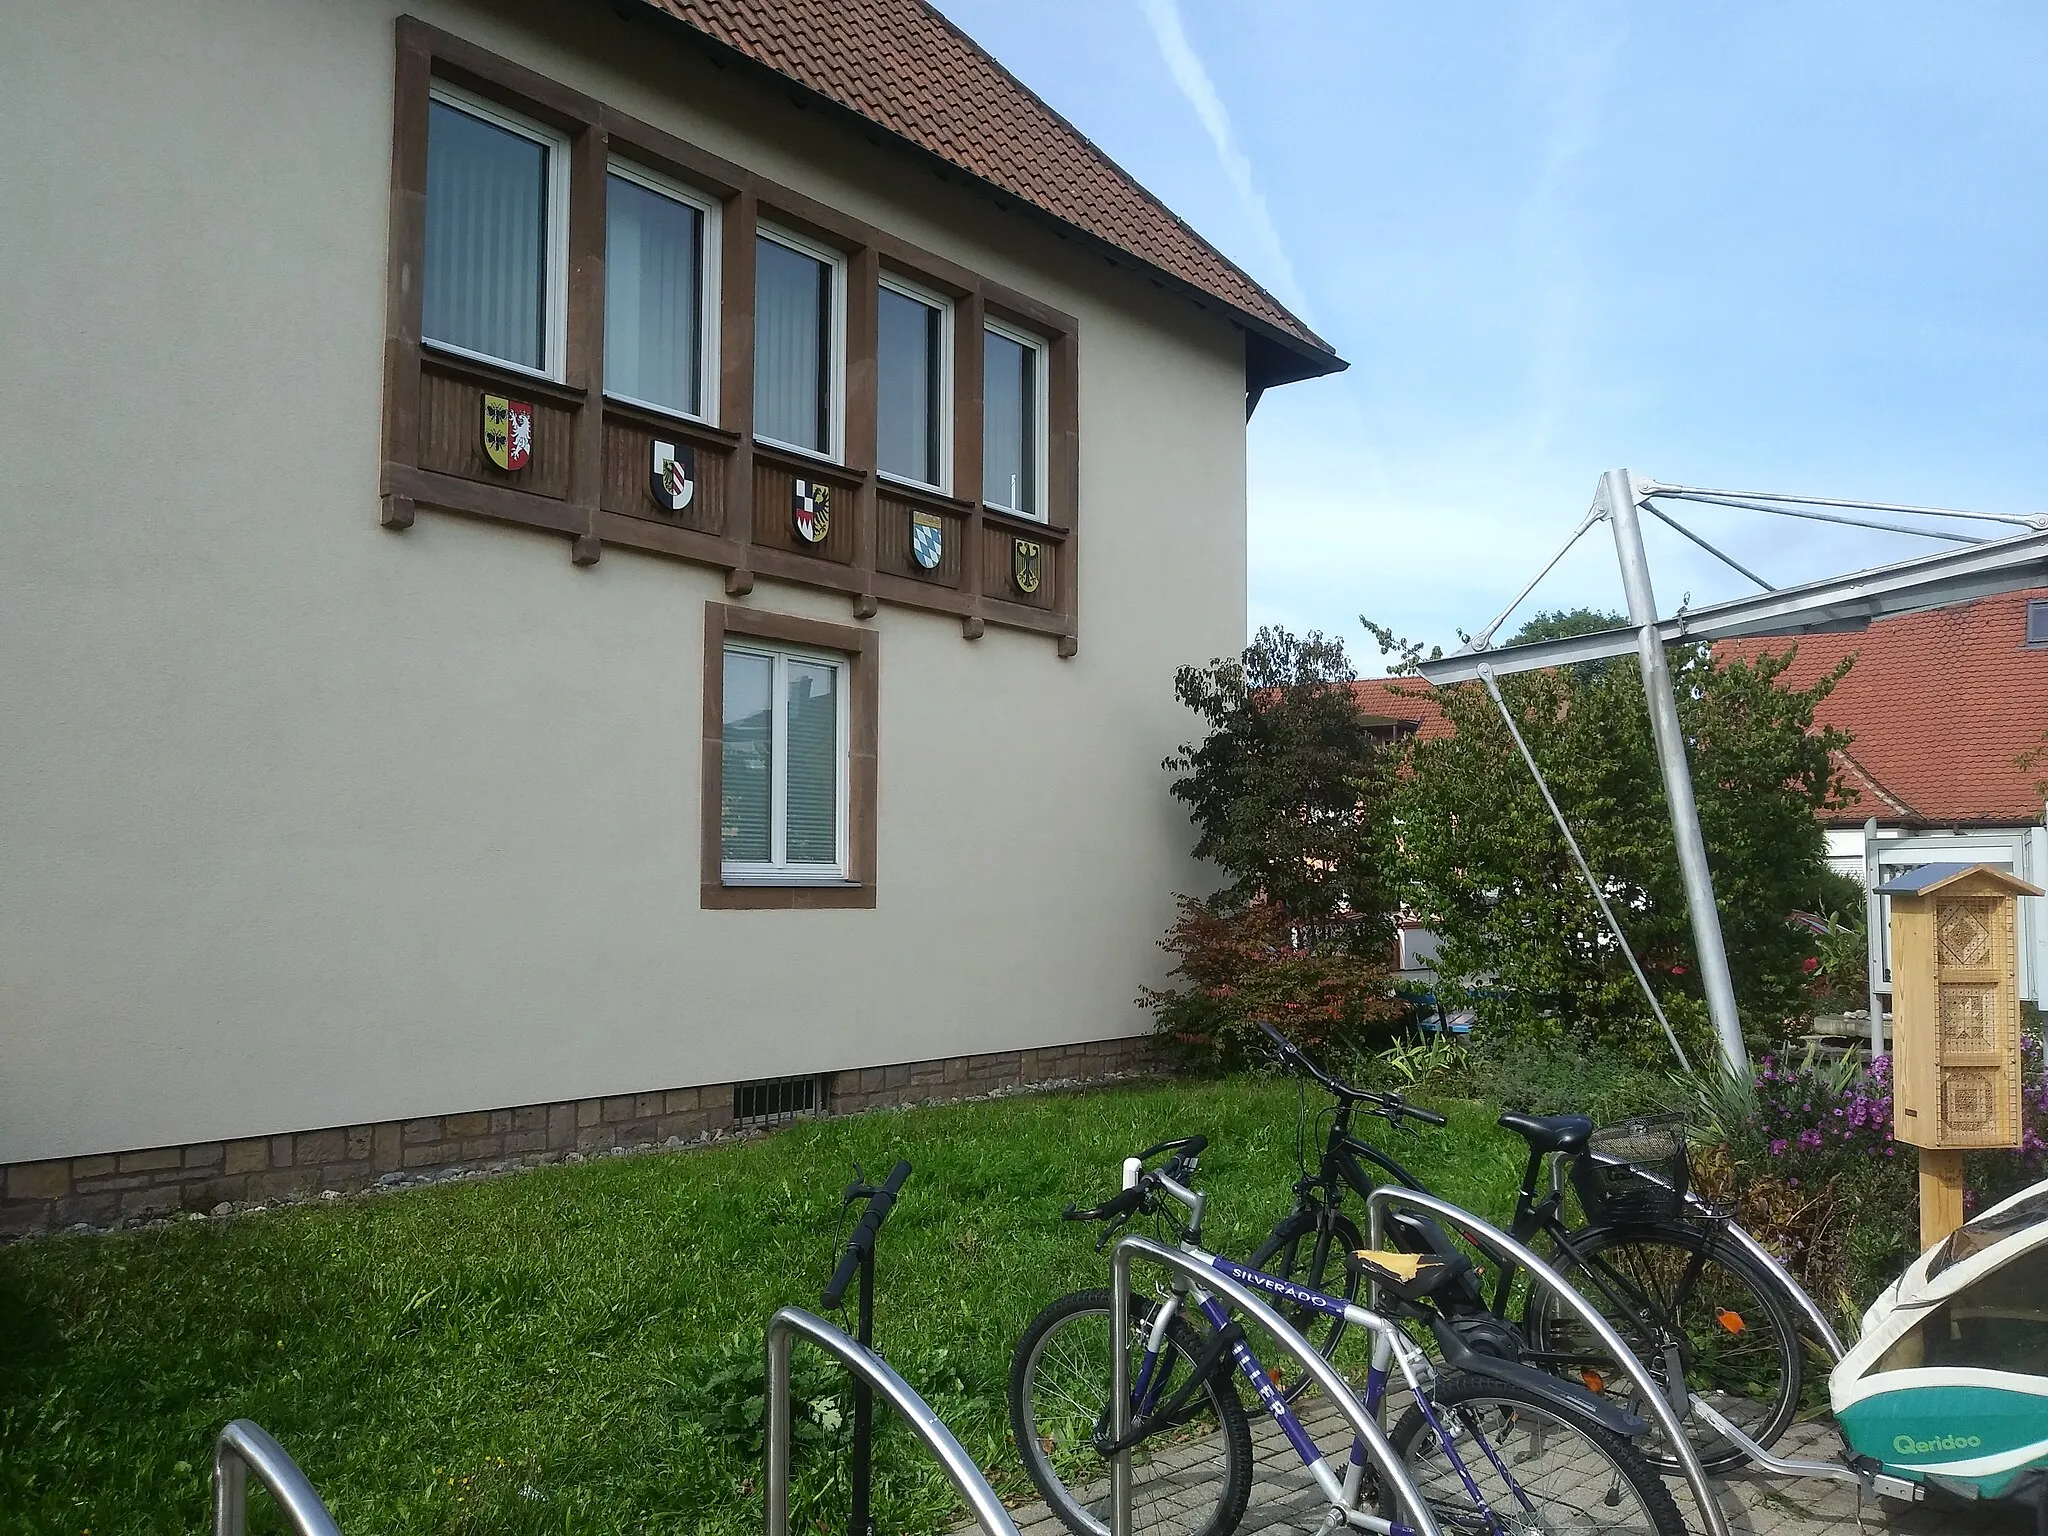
[632,0,1339,385]
[1350,587,2048,828]
[1717,586,2048,827]
[1348,678,1453,740]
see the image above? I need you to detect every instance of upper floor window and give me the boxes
[877,276,952,491]
[422,85,569,378]
[721,642,848,880]
[605,161,719,421]
[2028,598,2047,648]
[983,319,1048,519]
[754,226,845,459]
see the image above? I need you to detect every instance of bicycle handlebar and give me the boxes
[1061,1134,1207,1223]
[1062,1183,1150,1224]
[822,1159,913,1308]
[1255,1020,1449,1127]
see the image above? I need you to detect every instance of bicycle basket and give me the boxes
[1570,1113,1688,1225]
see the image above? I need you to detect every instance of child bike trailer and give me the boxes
[1831,1173,2048,1507]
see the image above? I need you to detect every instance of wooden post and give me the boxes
[1919,1147,1966,1251]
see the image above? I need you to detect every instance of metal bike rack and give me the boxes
[212,1419,343,1536]
[1366,1187,1730,1536]
[765,1305,1020,1536]
[1109,1233,1442,1536]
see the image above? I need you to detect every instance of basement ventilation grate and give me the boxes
[733,1073,828,1128]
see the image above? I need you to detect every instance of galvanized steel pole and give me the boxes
[1604,468,1750,1077]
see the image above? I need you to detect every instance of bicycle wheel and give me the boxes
[1524,1221,1803,1474]
[1010,1287,1253,1536]
[1246,1210,1363,1371]
[1380,1372,1686,1536]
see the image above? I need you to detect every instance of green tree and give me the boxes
[1392,618,1854,1063]
[1143,628,1403,1066]
[1164,626,1397,935]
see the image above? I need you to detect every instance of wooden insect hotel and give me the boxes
[1876,862,2043,1248]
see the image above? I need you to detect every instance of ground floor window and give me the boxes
[703,604,877,909]
[721,642,849,880]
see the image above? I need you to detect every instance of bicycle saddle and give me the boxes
[1496,1111,1592,1156]
[1346,1245,1476,1305]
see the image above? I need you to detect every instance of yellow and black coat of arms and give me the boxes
[1012,538,1043,596]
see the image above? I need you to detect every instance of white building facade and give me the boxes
[0,0,1341,1231]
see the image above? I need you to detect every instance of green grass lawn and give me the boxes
[0,1075,1528,1536]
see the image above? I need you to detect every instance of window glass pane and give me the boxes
[983,327,1037,513]
[424,100,548,369]
[878,286,940,484]
[783,660,840,866]
[755,237,831,451]
[721,650,773,863]
[606,174,702,415]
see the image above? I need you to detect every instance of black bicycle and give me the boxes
[1249,1021,1804,1474]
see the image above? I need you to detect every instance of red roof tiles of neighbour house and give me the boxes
[1349,587,2048,828]
[632,0,1338,384]
[1717,586,2048,828]
[1348,678,1453,740]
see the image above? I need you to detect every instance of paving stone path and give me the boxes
[970,1392,2031,1535]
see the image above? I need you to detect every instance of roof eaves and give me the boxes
[619,0,1347,392]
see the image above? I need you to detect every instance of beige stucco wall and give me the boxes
[0,0,1251,1163]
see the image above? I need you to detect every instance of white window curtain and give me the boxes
[605,173,703,417]
[423,100,549,371]
[721,651,774,864]
[983,326,1039,515]
[877,286,941,485]
[755,236,831,452]
[783,661,840,865]
[721,646,844,876]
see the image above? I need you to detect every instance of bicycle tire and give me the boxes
[1246,1210,1364,1375]
[1380,1372,1687,1536]
[1524,1220,1804,1474]
[1009,1287,1253,1536]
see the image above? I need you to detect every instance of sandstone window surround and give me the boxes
[381,17,1080,655]
[701,605,877,910]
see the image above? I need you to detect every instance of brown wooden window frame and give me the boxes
[381,17,1082,655]
[701,604,878,910]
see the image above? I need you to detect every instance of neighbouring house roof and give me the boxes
[629,0,1343,391]
[1349,586,2048,830]
[1718,586,2048,829]
[1347,678,1452,740]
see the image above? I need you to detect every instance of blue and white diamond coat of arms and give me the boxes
[910,509,944,570]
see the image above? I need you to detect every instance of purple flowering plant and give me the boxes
[1741,1046,1896,1182]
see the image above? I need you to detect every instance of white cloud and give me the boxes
[1138,0,1317,327]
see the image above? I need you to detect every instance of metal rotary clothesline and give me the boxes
[1413,469,2048,1078]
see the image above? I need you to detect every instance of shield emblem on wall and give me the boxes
[910,509,944,570]
[1012,538,1043,595]
[793,479,832,544]
[651,441,696,514]
[481,394,533,472]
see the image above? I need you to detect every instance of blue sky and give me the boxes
[933,1,2048,672]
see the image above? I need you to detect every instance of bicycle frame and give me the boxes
[1295,1118,1703,1383]
[1125,1171,1543,1536]
[1110,1234,1442,1536]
